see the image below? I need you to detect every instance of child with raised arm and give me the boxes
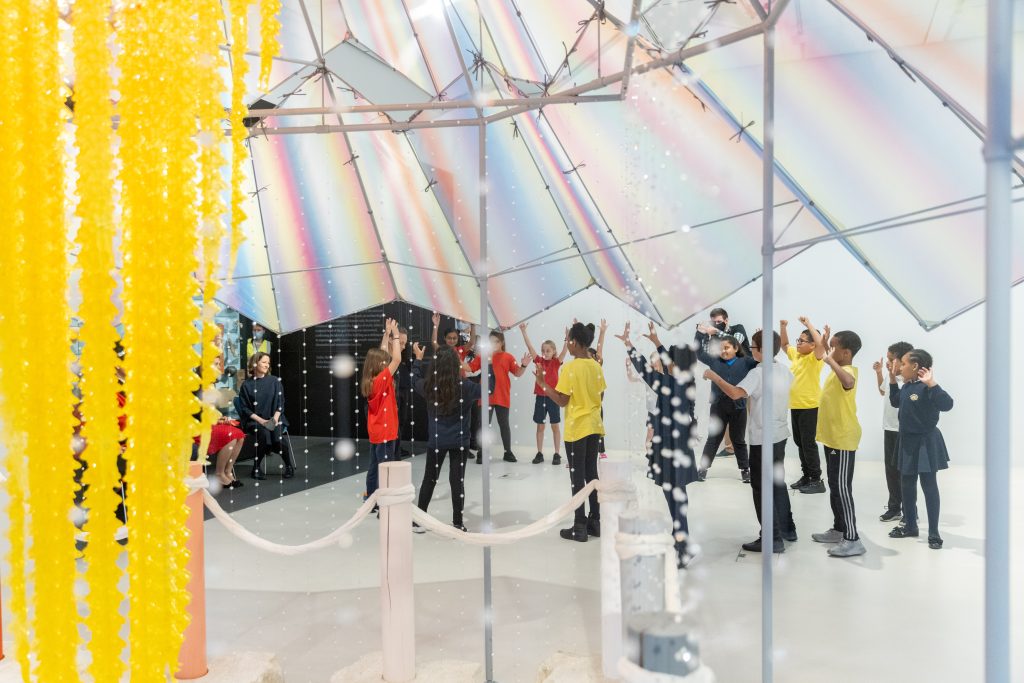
[704,329,797,554]
[626,352,663,455]
[618,322,698,568]
[811,328,866,558]
[887,349,953,549]
[781,317,827,493]
[695,329,758,482]
[874,341,913,522]
[468,330,531,464]
[362,318,404,502]
[534,322,606,543]
[520,322,569,465]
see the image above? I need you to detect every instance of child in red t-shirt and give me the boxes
[362,318,403,501]
[519,322,569,465]
[469,330,531,463]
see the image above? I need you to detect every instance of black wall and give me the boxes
[251,303,462,440]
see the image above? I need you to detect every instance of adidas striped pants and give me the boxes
[825,447,859,542]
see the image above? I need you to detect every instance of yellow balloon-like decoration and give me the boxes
[229,0,250,279]
[74,0,126,681]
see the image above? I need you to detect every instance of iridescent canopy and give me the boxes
[216,0,1024,334]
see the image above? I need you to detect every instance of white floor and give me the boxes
[197,448,1024,683]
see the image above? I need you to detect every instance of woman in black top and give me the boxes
[411,344,492,531]
[234,352,295,480]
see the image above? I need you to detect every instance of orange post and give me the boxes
[176,461,208,679]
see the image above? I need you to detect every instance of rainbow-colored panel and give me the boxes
[339,0,439,95]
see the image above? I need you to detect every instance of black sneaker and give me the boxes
[781,528,798,542]
[880,509,902,522]
[559,524,588,542]
[696,469,707,482]
[889,525,919,538]
[453,522,467,533]
[475,453,482,465]
[741,537,784,553]
[798,479,826,494]
[532,452,544,464]
[928,535,943,549]
[586,519,601,537]
[552,453,562,465]
[503,452,517,463]
[789,476,810,490]
[741,468,751,483]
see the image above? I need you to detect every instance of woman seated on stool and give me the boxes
[235,351,295,480]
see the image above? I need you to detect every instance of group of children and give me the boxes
[357,309,954,565]
[696,314,954,557]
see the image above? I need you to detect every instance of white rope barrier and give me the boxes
[616,532,682,614]
[197,484,413,557]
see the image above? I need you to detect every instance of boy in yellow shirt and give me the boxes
[811,329,866,558]
[535,321,606,543]
[781,317,827,493]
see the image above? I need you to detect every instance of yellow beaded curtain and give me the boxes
[0,0,281,680]
[74,0,125,680]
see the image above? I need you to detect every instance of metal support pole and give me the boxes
[478,121,496,683]
[760,13,777,683]
[984,2,1014,682]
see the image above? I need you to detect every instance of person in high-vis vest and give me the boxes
[246,322,271,362]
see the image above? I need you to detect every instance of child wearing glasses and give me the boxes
[780,317,827,493]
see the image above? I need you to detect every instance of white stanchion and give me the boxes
[378,462,415,683]
[598,459,639,680]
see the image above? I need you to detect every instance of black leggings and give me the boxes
[883,430,904,514]
[662,487,689,554]
[417,447,469,526]
[566,434,601,524]
[901,472,940,536]
[488,405,512,454]
[701,400,749,470]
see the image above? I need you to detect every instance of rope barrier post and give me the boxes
[599,460,635,679]
[617,510,670,664]
[379,461,415,683]
[176,462,208,679]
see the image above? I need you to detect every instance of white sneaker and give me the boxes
[412,522,426,534]
[811,528,843,543]
[828,538,866,557]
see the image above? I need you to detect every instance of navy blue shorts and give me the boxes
[533,395,561,424]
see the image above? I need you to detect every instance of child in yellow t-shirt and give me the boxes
[781,317,826,493]
[811,328,866,558]
[534,321,606,543]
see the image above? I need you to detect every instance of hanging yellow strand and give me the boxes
[118,0,198,677]
[259,0,282,91]
[20,1,79,680]
[74,0,126,680]
[228,0,250,279]
[0,1,34,677]
[196,0,229,460]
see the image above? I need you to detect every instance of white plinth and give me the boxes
[330,652,481,683]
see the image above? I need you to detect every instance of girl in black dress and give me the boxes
[886,349,953,549]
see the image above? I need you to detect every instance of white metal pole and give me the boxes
[984,2,1013,682]
[760,12,776,683]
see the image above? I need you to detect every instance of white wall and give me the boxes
[500,241,1023,466]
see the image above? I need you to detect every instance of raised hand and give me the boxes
[798,316,810,327]
[432,311,441,327]
[780,319,788,328]
[519,322,528,332]
[412,342,426,360]
[642,322,661,346]
[614,322,631,345]
[599,318,608,332]
[872,357,883,373]
[521,351,533,367]
[888,357,900,377]
[919,366,935,387]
